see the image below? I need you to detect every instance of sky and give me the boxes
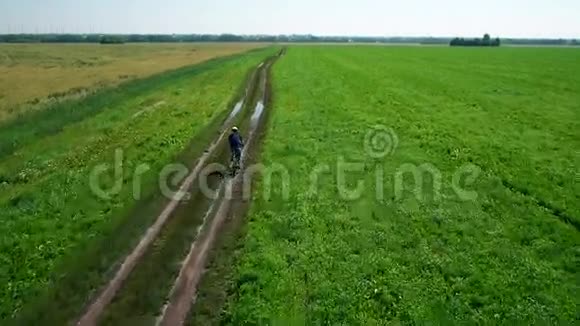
[1,0,579,38]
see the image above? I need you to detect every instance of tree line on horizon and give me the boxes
[0,33,577,46]
[450,34,501,47]
[0,34,457,44]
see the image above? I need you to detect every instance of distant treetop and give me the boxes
[450,34,501,47]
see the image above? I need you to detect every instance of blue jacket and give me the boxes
[229,132,243,151]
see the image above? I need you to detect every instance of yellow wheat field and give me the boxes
[0,43,265,122]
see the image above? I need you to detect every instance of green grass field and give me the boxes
[0,47,275,321]
[205,46,580,323]
[2,44,579,324]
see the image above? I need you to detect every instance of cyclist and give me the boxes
[228,126,244,170]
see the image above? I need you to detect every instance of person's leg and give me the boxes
[230,150,235,169]
[233,148,242,168]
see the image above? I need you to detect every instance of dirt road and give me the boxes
[157,58,276,326]
[76,50,282,326]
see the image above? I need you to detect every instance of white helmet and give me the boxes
[232,126,239,132]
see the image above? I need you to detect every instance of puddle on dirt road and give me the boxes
[250,101,265,129]
[225,100,244,125]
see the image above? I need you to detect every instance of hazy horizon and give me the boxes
[1,0,579,39]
